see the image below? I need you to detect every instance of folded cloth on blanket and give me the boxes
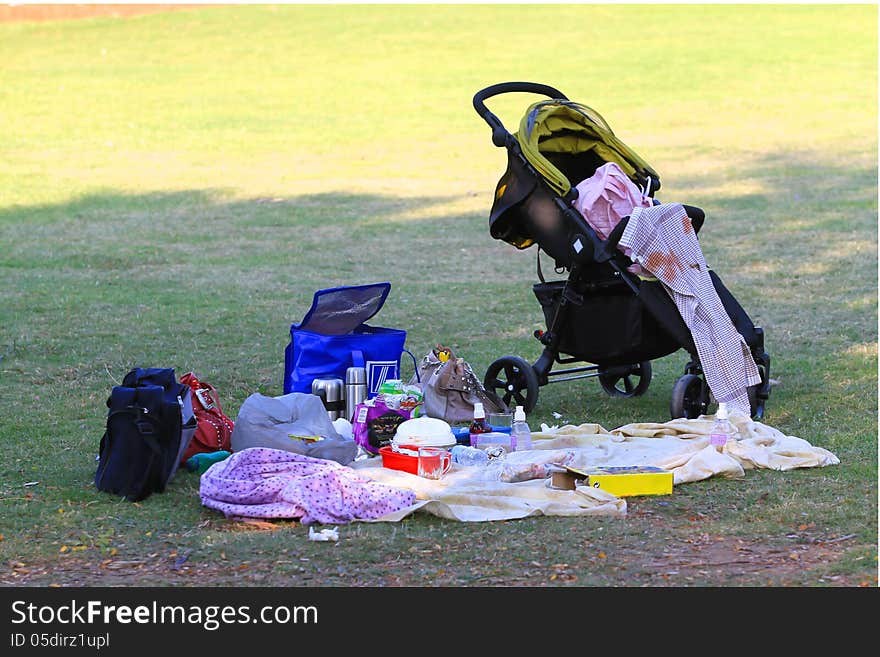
[200,447,416,525]
[350,415,839,523]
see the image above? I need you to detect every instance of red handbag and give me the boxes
[179,372,234,465]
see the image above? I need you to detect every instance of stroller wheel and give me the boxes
[670,373,710,419]
[598,361,652,398]
[483,355,540,414]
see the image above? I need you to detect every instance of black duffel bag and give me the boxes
[94,367,196,502]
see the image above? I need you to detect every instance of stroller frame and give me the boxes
[473,82,771,419]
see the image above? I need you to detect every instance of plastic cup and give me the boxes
[488,412,513,429]
[417,447,451,480]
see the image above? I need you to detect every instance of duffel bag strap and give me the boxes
[99,407,165,501]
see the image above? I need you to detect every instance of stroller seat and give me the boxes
[472,82,771,419]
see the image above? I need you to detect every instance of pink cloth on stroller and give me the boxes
[200,447,416,524]
[573,162,652,275]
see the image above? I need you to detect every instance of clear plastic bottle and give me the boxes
[709,402,737,451]
[450,444,489,467]
[510,405,533,451]
[469,402,492,447]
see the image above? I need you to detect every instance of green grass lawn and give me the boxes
[0,4,876,587]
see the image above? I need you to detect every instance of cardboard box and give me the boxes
[551,465,673,497]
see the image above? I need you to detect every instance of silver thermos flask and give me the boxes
[345,366,367,422]
[311,377,345,421]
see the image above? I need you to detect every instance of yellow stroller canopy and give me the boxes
[516,99,660,197]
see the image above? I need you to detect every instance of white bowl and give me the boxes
[392,416,456,448]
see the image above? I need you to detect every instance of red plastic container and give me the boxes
[379,445,419,474]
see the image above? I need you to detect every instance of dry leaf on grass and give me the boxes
[223,519,287,532]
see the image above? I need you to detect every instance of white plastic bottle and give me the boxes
[709,402,736,451]
[510,405,533,451]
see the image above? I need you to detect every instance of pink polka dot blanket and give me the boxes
[199,447,416,525]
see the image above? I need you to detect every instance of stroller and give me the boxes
[472,82,771,419]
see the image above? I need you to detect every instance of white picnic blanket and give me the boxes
[351,414,839,522]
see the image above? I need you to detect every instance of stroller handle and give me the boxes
[473,82,569,146]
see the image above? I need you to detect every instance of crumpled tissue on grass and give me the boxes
[308,526,339,542]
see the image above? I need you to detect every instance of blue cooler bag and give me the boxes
[283,282,408,397]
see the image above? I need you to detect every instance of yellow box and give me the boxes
[561,465,673,497]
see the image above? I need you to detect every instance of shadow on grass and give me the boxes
[0,148,875,422]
